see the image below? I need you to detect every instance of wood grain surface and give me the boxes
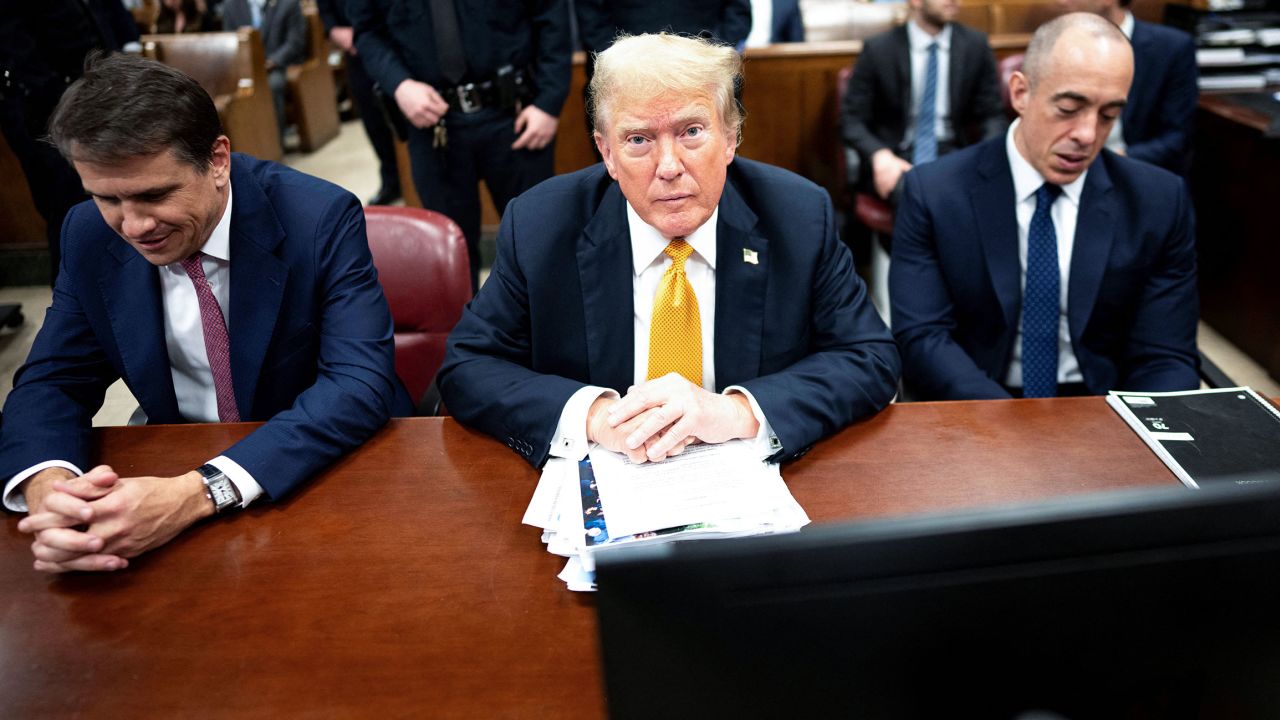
[0,398,1179,718]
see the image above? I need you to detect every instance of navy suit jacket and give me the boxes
[1124,19,1199,175]
[0,154,410,500]
[889,137,1200,400]
[437,159,900,468]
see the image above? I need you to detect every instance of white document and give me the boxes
[522,458,569,529]
[588,440,782,538]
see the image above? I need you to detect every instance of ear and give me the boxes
[594,131,618,180]
[210,135,231,188]
[1009,71,1031,117]
[723,132,737,166]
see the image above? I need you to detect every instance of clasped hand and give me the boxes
[17,465,213,573]
[587,373,760,464]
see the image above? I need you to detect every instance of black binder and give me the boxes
[1107,386,1280,488]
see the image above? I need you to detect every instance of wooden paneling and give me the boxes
[1192,95,1280,379]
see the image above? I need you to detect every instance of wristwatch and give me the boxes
[196,464,241,514]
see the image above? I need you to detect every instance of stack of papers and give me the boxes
[522,439,810,591]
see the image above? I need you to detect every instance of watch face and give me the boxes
[210,479,237,507]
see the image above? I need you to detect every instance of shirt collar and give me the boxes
[1005,119,1087,208]
[199,183,233,263]
[907,19,951,51]
[626,201,719,276]
[1118,11,1134,39]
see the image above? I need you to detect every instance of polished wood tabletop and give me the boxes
[1,397,1180,718]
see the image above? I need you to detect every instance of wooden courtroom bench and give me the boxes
[0,132,47,250]
[286,6,341,152]
[142,29,284,162]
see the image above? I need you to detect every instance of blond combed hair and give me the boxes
[589,33,744,145]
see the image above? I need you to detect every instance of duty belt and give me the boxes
[442,65,532,114]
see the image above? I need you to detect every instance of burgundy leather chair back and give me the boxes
[999,53,1026,122]
[836,64,895,236]
[364,206,470,405]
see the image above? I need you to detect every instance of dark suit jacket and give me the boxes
[222,0,306,69]
[437,159,900,468]
[771,0,804,43]
[1124,19,1198,175]
[841,22,1005,172]
[575,0,753,52]
[0,154,410,500]
[889,137,1200,400]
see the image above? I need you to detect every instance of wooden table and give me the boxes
[0,398,1179,718]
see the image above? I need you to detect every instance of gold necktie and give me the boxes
[647,238,702,386]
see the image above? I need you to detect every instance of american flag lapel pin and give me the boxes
[742,248,759,265]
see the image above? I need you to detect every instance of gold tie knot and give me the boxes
[664,238,694,269]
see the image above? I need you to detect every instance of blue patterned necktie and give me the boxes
[913,41,939,165]
[1022,183,1063,398]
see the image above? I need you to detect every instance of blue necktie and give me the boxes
[1022,183,1063,398]
[913,42,939,165]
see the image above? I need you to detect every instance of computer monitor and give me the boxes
[595,483,1280,719]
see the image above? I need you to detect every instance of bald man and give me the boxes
[890,12,1199,400]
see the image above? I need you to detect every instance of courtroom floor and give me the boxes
[1,120,1277,424]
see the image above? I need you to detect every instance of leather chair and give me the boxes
[835,66,896,239]
[364,206,469,414]
[999,53,1025,121]
[285,7,341,152]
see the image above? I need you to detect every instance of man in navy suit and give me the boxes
[890,13,1199,400]
[1056,0,1198,175]
[0,55,409,573]
[439,33,898,469]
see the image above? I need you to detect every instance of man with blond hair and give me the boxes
[439,33,900,469]
[890,13,1199,400]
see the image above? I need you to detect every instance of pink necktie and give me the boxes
[180,253,240,422]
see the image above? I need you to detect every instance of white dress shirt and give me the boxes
[906,20,953,149]
[746,0,774,48]
[547,203,778,463]
[3,185,263,512]
[1004,119,1086,389]
[1103,11,1134,154]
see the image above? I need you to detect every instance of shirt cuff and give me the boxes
[4,460,86,512]
[724,385,782,460]
[206,455,264,508]
[549,386,619,460]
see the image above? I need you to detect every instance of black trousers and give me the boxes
[406,107,555,293]
[345,53,399,194]
[0,85,85,285]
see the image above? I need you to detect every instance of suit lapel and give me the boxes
[893,26,912,122]
[578,182,635,393]
[1067,157,1116,347]
[947,27,964,128]
[1123,21,1150,131]
[226,160,288,420]
[713,173,767,390]
[970,139,1022,332]
[98,239,181,421]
